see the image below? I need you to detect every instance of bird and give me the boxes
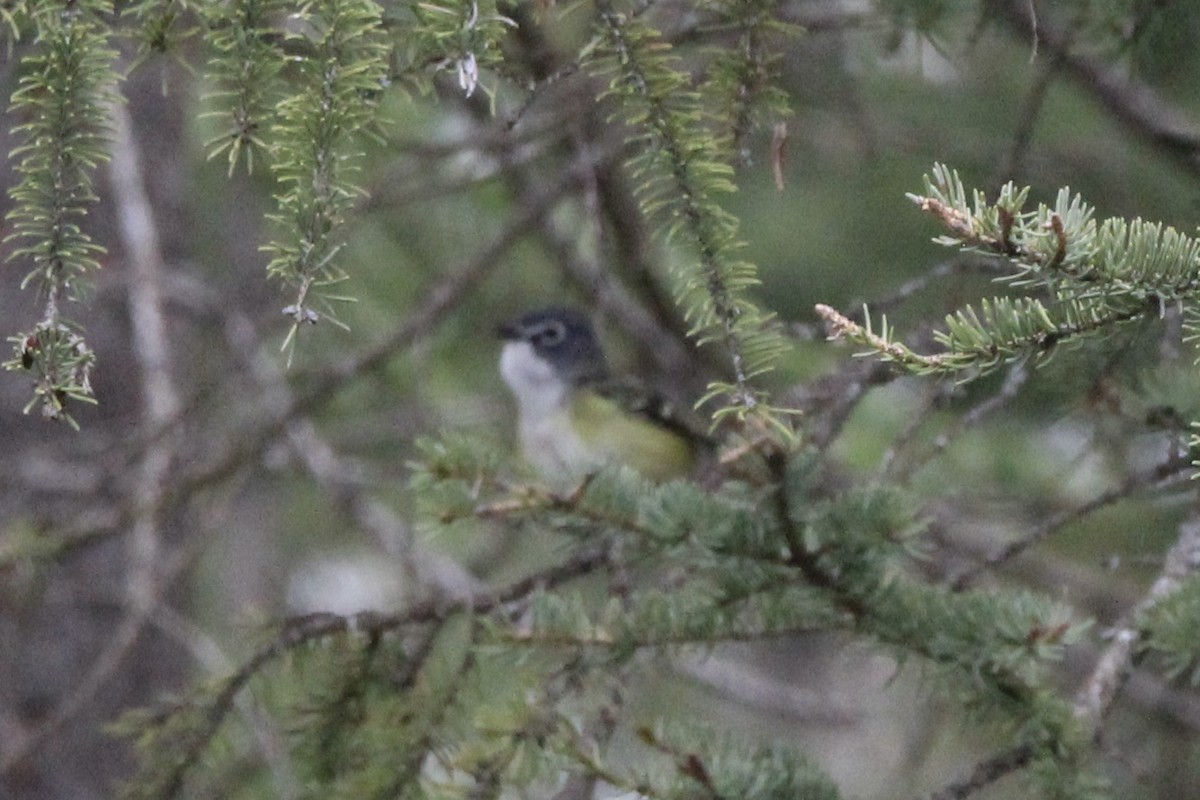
[497,307,697,484]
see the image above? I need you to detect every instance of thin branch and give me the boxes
[924,743,1034,800]
[885,361,1031,485]
[948,451,1193,590]
[855,257,1012,320]
[1074,513,1200,734]
[783,350,897,451]
[993,54,1060,184]
[996,0,1200,178]
[874,379,954,481]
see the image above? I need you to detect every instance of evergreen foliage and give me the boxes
[588,0,793,432]
[818,164,1200,381]
[393,1,516,98]
[122,0,199,60]
[201,0,287,174]
[1141,575,1200,685]
[261,0,388,362]
[2,0,116,427]
[696,0,793,167]
[117,443,1108,798]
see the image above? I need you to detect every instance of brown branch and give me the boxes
[948,451,1193,591]
[1074,513,1200,734]
[993,54,1060,185]
[925,743,1035,800]
[996,0,1200,179]
[884,361,1031,485]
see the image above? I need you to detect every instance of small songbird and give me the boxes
[498,307,696,483]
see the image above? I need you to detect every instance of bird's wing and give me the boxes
[587,376,715,449]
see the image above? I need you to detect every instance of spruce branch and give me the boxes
[633,723,841,800]
[400,0,516,98]
[697,0,794,167]
[122,0,200,60]
[818,165,1200,382]
[429,447,1087,746]
[399,428,1099,799]
[590,0,792,431]
[820,293,1154,380]
[3,0,117,427]
[201,0,286,174]
[262,0,388,364]
[117,545,611,799]
[912,163,1200,300]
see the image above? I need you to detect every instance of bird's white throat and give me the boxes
[500,340,595,480]
[499,341,569,419]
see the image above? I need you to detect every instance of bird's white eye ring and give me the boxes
[530,320,567,347]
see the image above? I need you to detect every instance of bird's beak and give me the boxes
[496,320,522,340]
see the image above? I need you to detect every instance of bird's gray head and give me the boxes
[497,308,608,414]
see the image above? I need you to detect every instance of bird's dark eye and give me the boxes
[530,320,567,347]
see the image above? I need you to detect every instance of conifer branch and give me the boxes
[2,0,117,427]
[117,545,611,799]
[819,295,1153,379]
[912,163,1200,300]
[590,0,791,430]
[819,165,1200,381]
[202,0,286,174]
[698,0,794,166]
[425,452,1089,756]
[560,720,840,800]
[122,0,199,59]
[399,1,516,98]
[262,0,387,364]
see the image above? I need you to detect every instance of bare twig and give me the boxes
[925,743,1034,800]
[856,258,1012,320]
[997,0,1200,178]
[885,361,1031,484]
[948,452,1193,590]
[993,55,1060,184]
[1074,514,1200,733]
